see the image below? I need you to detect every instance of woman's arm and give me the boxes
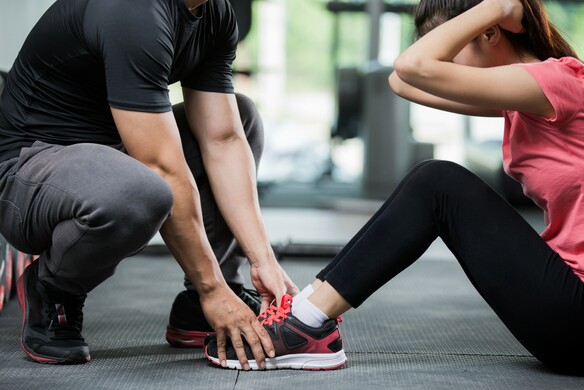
[388,71,502,117]
[392,0,553,118]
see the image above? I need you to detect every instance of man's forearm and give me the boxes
[201,134,275,267]
[158,172,227,295]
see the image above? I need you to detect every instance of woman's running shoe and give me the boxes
[204,294,347,370]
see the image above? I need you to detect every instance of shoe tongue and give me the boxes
[49,302,85,340]
[279,294,292,312]
[39,285,86,338]
[258,295,293,325]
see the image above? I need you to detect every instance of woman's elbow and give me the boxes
[388,70,409,98]
[388,71,400,94]
[393,54,425,85]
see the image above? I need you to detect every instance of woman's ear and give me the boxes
[482,25,501,45]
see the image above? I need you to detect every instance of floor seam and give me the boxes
[233,370,240,390]
[346,351,534,358]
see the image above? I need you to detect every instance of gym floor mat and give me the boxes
[1,254,583,389]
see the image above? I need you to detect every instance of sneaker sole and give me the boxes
[204,347,348,371]
[166,325,214,348]
[17,269,91,365]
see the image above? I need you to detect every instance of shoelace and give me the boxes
[257,303,276,322]
[258,294,292,326]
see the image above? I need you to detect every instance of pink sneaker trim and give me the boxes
[166,325,215,348]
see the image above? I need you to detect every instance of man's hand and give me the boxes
[200,284,275,370]
[250,260,299,311]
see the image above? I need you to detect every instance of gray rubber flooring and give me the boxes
[2,249,584,389]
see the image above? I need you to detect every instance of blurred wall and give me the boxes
[0,1,55,71]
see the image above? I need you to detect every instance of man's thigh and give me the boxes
[0,142,151,253]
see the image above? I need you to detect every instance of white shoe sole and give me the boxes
[207,350,348,371]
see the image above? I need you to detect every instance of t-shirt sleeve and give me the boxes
[517,58,584,123]
[181,2,238,93]
[84,1,173,112]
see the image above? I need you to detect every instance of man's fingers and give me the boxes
[229,331,252,371]
[252,319,275,358]
[241,324,267,370]
[216,331,228,368]
[286,281,300,297]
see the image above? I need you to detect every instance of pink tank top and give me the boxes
[503,57,584,282]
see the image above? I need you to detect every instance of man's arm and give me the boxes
[181,88,299,363]
[182,88,296,295]
[110,107,274,370]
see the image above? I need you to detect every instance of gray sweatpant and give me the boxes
[0,93,264,295]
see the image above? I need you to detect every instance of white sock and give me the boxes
[291,296,329,328]
[293,284,314,304]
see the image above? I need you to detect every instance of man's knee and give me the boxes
[172,95,264,164]
[125,172,173,229]
[95,166,173,244]
[235,93,264,161]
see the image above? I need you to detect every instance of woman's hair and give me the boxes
[413,0,579,60]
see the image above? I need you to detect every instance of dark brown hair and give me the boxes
[414,0,579,60]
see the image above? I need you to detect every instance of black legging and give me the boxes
[318,160,584,374]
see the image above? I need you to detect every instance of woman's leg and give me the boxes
[313,159,584,374]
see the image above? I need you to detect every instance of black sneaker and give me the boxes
[166,285,261,348]
[17,261,90,364]
[237,286,261,315]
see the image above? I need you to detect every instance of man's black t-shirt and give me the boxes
[0,0,238,162]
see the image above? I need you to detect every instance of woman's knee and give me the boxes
[407,160,469,190]
[413,159,465,176]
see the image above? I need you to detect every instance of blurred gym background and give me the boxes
[3,1,584,207]
[1,0,584,304]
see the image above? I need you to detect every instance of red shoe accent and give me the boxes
[16,251,28,281]
[0,285,4,311]
[17,267,90,364]
[17,273,60,363]
[165,325,215,348]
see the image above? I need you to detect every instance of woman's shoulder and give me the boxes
[530,56,584,78]
[516,56,584,92]
[512,57,584,122]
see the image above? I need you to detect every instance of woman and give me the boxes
[206,0,584,374]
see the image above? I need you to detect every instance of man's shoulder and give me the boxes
[206,0,236,18]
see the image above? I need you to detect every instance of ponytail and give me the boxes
[505,0,578,60]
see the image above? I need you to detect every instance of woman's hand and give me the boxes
[496,0,525,34]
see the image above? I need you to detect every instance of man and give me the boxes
[0,0,297,369]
